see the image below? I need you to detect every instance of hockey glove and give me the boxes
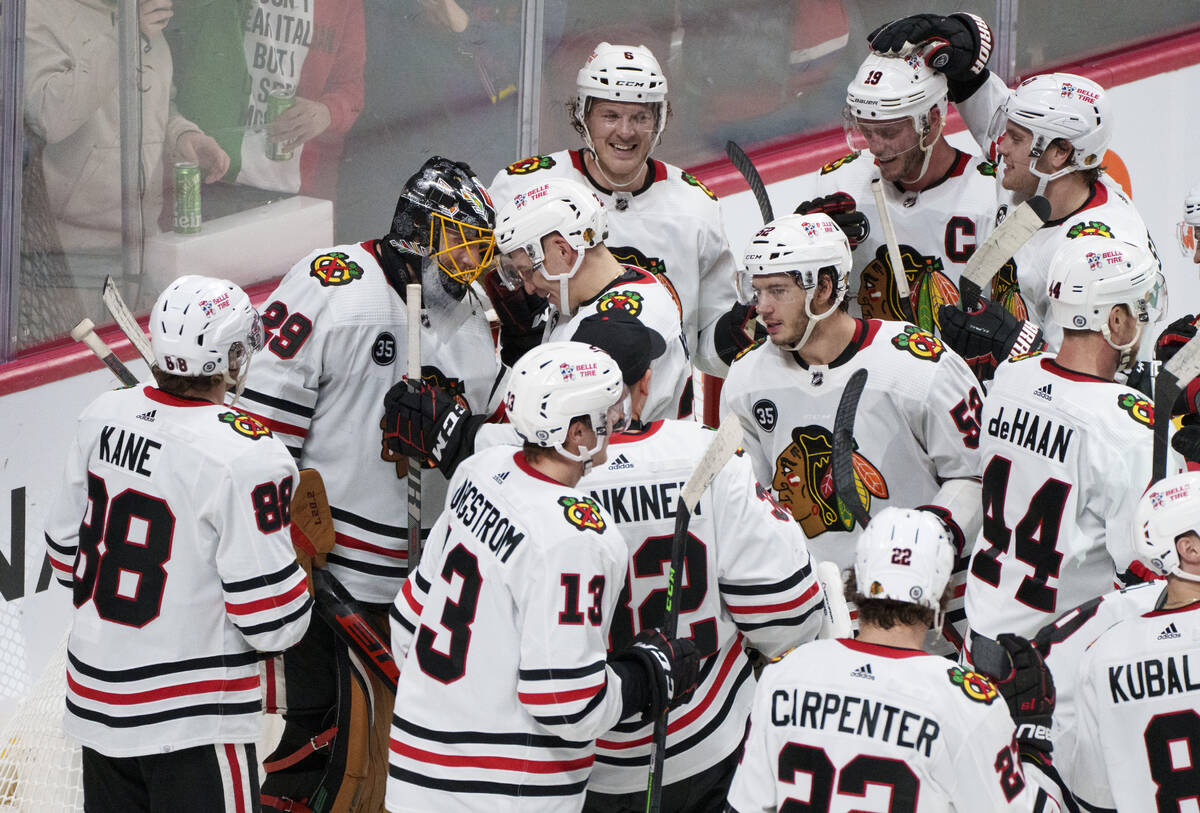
[972,633,1055,762]
[938,299,1045,383]
[381,380,483,478]
[868,12,993,100]
[483,268,547,367]
[1173,421,1200,466]
[610,629,700,723]
[714,301,767,368]
[1156,314,1200,416]
[794,193,870,249]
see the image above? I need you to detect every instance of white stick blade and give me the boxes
[960,196,1049,289]
[1165,333,1200,382]
[680,418,743,512]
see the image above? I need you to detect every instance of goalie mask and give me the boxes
[495,177,608,316]
[844,51,948,183]
[387,156,497,298]
[1134,471,1200,583]
[150,275,263,395]
[987,73,1111,196]
[505,341,628,466]
[737,213,852,351]
[854,507,955,628]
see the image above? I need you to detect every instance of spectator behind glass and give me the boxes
[24,0,229,310]
[166,0,365,215]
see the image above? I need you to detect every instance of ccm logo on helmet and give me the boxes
[614,80,649,88]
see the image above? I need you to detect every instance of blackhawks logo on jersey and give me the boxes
[975,160,998,177]
[860,244,957,332]
[219,411,272,440]
[505,155,556,175]
[1066,220,1115,239]
[310,252,364,286]
[820,152,861,175]
[680,171,717,201]
[559,496,606,532]
[734,338,766,362]
[597,290,644,318]
[946,666,999,704]
[772,424,887,538]
[891,325,945,361]
[1117,392,1154,427]
[608,248,683,319]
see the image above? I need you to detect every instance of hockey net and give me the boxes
[0,600,84,812]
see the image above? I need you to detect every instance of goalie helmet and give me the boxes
[988,73,1111,192]
[150,275,263,382]
[1046,236,1159,351]
[1133,471,1200,582]
[575,42,669,147]
[505,341,628,463]
[387,156,496,294]
[854,507,955,614]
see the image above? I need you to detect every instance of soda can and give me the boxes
[266,87,296,161]
[173,162,202,234]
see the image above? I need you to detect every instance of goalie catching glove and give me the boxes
[794,193,870,249]
[938,299,1044,382]
[609,629,700,723]
[381,379,483,477]
[868,12,992,101]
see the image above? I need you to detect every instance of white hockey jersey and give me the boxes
[387,445,629,812]
[965,352,1156,640]
[810,148,1015,334]
[43,386,311,757]
[1070,600,1200,813]
[546,265,692,421]
[580,419,824,794]
[490,149,739,376]
[238,241,501,603]
[1029,581,1163,788]
[726,638,1059,812]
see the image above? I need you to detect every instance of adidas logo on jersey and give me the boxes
[608,454,634,471]
[1034,384,1053,402]
[1158,622,1181,640]
[135,409,157,422]
[850,663,875,680]
[492,471,510,485]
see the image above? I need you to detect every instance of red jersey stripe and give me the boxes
[518,681,605,705]
[67,673,259,705]
[335,532,408,559]
[390,739,594,774]
[225,577,308,615]
[726,582,820,615]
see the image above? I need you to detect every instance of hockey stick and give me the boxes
[871,178,914,323]
[1153,333,1200,482]
[832,368,870,531]
[958,196,1050,310]
[311,568,400,688]
[102,275,155,368]
[816,560,852,639]
[725,141,774,223]
[406,283,424,570]
[646,417,744,813]
[71,318,140,387]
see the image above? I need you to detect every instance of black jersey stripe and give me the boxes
[388,766,588,797]
[393,715,590,750]
[45,532,75,556]
[719,563,813,596]
[735,602,822,632]
[68,650,261,681]
[518,661,606,682]
[389,604,416,634]
[223,561,302,592]
[331,506,408,538]
[531,683,608,726]
[325,553,408,579]
[66,698,262,727]
[236,597,312,636]
[240,388,315,418]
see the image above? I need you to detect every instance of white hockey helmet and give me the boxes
[505,341,628,463]
[1046,236,1159,352]
[149,275,263,386]
[495,177,608,312]
[843,51,948,151]
[575,42,668,146]
[1186,185,1200,227]
[988,73,1111,193]
[737,213,852,350]
[1134,472,1200,582]
[854,507,955,619]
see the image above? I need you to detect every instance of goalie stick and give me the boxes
[959,196,1051,310]
[816,560,852,639]
[1153,333,1200,482]
[102,275,155,368]
[871,178,914,322]
[725,140,774,223]
[406,283,424,570]
[832,368,870,531]
[311,569,400,688]
[646,417,744,813]
[71,318,140,387]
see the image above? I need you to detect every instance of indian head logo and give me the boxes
[505,155,556,176]
[597,290,645,318]
[559,496,606,532]
[859,244,956,333]
[772,424,887,538]
[310,252,364,286]
[219,411,272,440]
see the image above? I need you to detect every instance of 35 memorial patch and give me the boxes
[681,171,716,200]
[219,411,272,440]
[891,325,945,361]
[559,496,606,532]
[310,252,364,286]
[946,666,999,704]
[505,155,556,175]
[597,290,644,317]
[1117,392,1154,427]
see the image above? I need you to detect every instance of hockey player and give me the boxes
[803,40,1016,336]
[1070,471,1200,812]
[726,507,1062,812]
[44,276,312,812]
[237,156,500,811]
[487,42,741,375]
[718,213,982,649]
[386,342,699,812]
[1185,184,1200,264]
[869,12,1163,352]
[964,236,1162,645]
[494,175,693,421]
